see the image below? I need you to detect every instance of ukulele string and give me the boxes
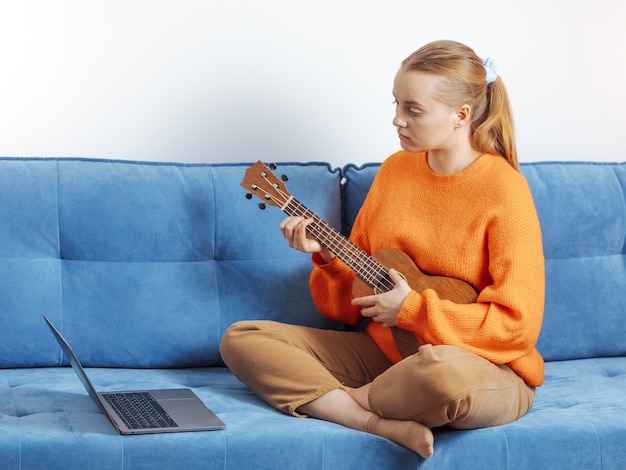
[257,173,395,292]
[289,199,395,293]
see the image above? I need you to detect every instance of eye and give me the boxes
[409,109,422,117]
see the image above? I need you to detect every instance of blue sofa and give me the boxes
[0,157,625,469]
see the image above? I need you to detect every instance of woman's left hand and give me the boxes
[351,269,412,327]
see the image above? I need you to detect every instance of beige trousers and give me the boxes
[220,320,535,429]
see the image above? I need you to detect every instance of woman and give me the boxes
[220,40,545,459]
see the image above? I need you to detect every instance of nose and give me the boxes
[393,112,407,128]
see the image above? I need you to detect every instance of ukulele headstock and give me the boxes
[241,161,292,210]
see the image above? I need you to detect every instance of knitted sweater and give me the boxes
[309,151,545,386]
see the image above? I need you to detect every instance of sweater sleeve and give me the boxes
[309,253,362,325]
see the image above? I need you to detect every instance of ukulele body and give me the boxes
[351,248,477,357]
[351,247,477,304]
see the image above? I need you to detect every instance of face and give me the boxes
[392,69,463,154]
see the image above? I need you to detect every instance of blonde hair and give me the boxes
[401,40,518,170]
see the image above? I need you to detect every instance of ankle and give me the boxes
[365,414,382,434]
[365,414,434,459]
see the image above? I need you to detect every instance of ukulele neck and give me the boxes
[282,197,390,292]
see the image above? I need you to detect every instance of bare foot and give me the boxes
[367,415,434,458]
[298,388,434,458]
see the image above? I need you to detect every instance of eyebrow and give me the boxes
[392,93,425,107]
[402,99,426,109]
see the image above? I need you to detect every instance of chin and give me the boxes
[400,141,422,153]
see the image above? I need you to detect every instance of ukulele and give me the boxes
[241,160,477,357]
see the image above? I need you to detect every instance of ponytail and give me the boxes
[473,77,518,170]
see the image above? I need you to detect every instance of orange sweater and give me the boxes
[310,151,545,386]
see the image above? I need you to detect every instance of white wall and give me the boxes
[1,0,625,168]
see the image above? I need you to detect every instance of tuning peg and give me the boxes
[281,174,288,182]
[245,193,252,200]
[269,163,277,170]
[258,202,266,210]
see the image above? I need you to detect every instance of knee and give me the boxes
[219,320,257,366]
[220,320,285,366]
[369,344,493,427]
[412,345,494,411]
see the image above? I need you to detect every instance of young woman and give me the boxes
[220,40,545,459]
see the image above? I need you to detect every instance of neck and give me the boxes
[426,147,483,175]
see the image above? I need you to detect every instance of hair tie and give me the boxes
[482,57,498,84]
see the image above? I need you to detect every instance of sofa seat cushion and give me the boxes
[1,358,625,469]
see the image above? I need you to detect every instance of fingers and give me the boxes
[360,306,395,328]
[388,268,408,286]
[279,216,319,252]
[279,216,308,248]
[351,270,411,328]
[351,294,376,309]
[352,296,385,325]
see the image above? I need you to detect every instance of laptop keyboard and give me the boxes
[102,392,178,430]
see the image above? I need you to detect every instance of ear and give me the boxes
[455,104,472,128]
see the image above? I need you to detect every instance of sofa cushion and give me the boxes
[0,158,343,369]
[0,159,62,367]
[522,162,626,360]
[1,357,625,469]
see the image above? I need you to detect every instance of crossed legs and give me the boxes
[220,320,534,459]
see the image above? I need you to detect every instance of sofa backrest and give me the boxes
[0,158,342,369]
[342,161,626,362]
[2,158,625,369]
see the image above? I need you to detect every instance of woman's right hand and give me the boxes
[279,216,335,263]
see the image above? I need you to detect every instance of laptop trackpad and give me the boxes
[152,389,219,427]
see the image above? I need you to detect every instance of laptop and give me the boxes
[43,314,225,435]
